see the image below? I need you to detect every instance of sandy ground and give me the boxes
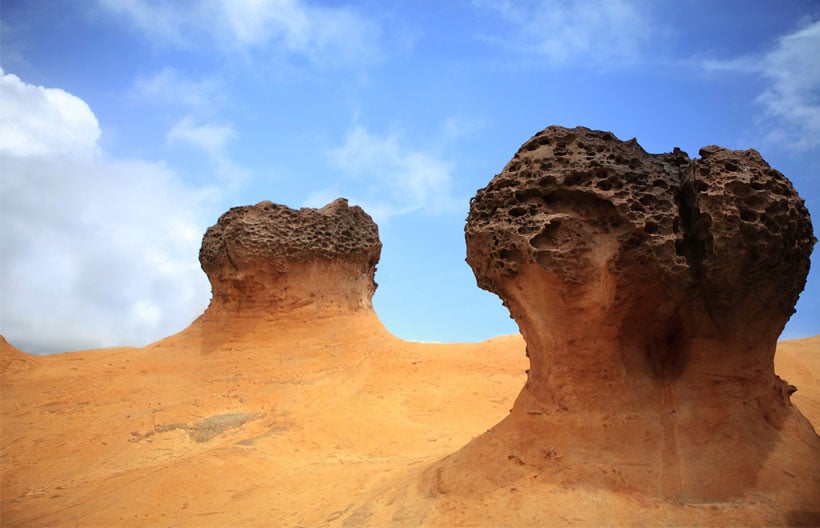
[776,335,820,433]
[1,315,817,527]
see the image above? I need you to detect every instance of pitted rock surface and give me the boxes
[200,198,381,311]
[446,125,819,506]
[466,126,813,329]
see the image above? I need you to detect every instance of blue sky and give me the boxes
[1,0,819,354]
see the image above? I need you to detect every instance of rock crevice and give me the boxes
[673,162,711,282]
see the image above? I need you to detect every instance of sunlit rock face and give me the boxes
[200,198,381,313]
[455,125,818,505]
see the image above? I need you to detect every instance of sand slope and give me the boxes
[1,325,817,526]
[1,314,526,527]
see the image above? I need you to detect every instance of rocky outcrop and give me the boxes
[426,126,818,515]
[466,127,813,340]
[200,198,381,313]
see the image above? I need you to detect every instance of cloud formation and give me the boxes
[167,116,236,154]
[314,126,458,221]
[99,0,382,66]
[757,20,820,150]
[0,70,219,354]
[703,19,820,150]
[132,67,224,112]
[473,0,651,65]
[0,69,101,157]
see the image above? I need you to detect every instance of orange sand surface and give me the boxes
[1,314,817,527]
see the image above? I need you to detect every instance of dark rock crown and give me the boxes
[466,125,815,333]
[200,198,381,276]
[199,198,382,310]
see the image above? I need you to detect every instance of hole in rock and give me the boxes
[740,209,758,222]
[515,188,544,202]
[530,222,561,249]
[726,180,750,197]
[639,195,656,206]
[596,180,613,191]
[499,248,524,264]
[563,173,585,187]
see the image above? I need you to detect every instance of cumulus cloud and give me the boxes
[0,70,220,354]
[473,0,651,65]
[0,68,101,158]
[99,0,382,66]
[319,126,458,220]
[702,19,820,150]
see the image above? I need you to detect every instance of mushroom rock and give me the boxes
[200,198,381,314]
[426,126,818,521]
[165,198,385,352]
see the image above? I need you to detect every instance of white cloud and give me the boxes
[166,116,248,189]
[132,69,247,188]
[99,0,382,66]
[442,115,486,140]
[0,70,221,354]
[323,126,458,221]
[0,68,100,158]
[702,19,820,151]
[96,0,191,44]
[167,116,236,153]
[473,0,651,65]
[132,67,223,111]
[757,20,820,150]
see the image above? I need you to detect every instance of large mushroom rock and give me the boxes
[429,126,818,515]
[200,198,382,314]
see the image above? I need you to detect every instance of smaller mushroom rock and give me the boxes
[199,198,381,314]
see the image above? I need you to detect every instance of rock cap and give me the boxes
[200,198,381,312]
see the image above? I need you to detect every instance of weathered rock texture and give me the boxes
[200,198,381,313]
[424,126,818,520]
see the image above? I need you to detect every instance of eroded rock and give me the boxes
[438,125,819,510]
[200,198,381,312]
[466,127,813,337]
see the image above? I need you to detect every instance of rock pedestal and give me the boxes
[444,125,818,507]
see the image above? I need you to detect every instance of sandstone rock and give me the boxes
[426,125,819,516]
[200,198,381,313]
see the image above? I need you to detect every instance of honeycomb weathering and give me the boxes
[447,125,819,507]
[200,198,381,312]
[466,126,814,330]
[466,126,816,386]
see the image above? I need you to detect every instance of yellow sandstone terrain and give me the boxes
[0,315,527,526]
[0,330,817,526]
